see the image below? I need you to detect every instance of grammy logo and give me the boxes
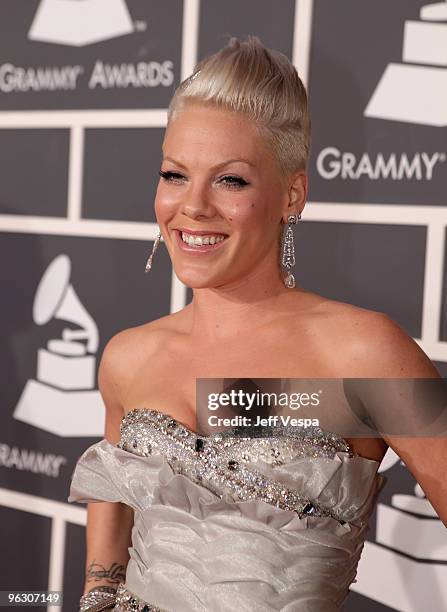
[14,254,106,437]
[28,0,134,47]
[364,1,447,126]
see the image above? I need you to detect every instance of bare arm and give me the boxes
[349,312,447,528]
[82,331,135,596]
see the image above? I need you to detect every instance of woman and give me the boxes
[68,36,447,611]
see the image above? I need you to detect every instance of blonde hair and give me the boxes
[167,35,311,181]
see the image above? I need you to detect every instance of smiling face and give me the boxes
[155,102,304,290]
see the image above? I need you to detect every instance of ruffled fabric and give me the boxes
[68,439,386,611]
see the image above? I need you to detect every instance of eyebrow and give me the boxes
[162,156,256,169]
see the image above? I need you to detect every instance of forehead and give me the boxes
[162,104,270,165]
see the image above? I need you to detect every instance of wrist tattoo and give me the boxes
[85,559,126,585]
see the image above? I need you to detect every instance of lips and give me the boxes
[174,228,229,236]
[174,229,229,254]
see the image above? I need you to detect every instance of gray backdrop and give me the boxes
[1,1,446,611]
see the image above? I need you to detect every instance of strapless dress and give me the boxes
[68,408,387,612]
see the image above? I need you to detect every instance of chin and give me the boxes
[175,271,219,289]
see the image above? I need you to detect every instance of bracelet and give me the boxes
[79,586,117,612]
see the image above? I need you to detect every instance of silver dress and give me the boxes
[68,408,387,611]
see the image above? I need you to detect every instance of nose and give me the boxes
[180,182,218,221]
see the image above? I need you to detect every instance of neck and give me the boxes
[182,264,306,342]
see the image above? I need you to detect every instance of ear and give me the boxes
[283,171,307,223]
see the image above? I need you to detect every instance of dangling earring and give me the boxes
[281,212,301,288]
[144,231,162,273]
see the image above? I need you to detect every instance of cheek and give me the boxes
[154,190,178,221]
[230,201,269,230]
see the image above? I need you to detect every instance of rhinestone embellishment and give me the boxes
[117,408,354,524]
[115,581,167,611]
[195,438,204,452]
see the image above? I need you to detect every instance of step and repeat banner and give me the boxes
[0,1,446,611]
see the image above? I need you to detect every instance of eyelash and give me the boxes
[158,169,248,189]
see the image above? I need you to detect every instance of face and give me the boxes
[155,103,305,289]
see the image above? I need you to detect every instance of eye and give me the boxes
[158,170,184,183]
[158,170,249,189]
[219,175,248,189]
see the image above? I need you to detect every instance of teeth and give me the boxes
[181,232,227,247]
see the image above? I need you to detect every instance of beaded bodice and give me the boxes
[69,405,387,611]
[116,407,356,524]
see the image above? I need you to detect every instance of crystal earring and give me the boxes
[281,212,301,288]
[144,231,162,273]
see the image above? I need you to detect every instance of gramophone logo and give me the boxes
[351,447,447,611]
[28,0,134,47]
[13,255,106,437]
[365,0,447,126]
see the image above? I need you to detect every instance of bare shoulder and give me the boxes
[99,310,188,399]
[317,297,438,377]
[97,325,143,416]
[98,312,186,441]
[320,301,447,526]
